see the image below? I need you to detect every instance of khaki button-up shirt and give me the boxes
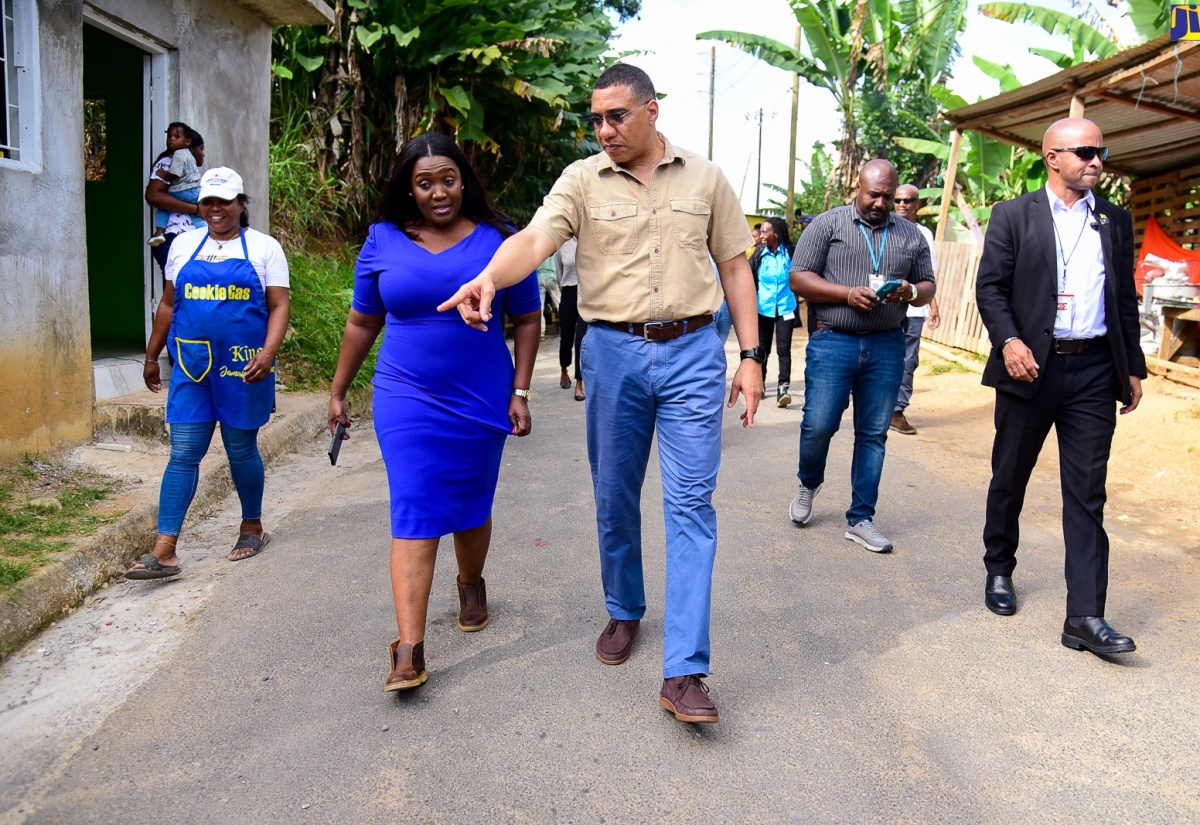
[528,133,753,323]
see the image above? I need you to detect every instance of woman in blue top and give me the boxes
[327,134,541,692]
[753,217,798,407]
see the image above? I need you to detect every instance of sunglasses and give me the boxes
[1049,145,1109,161]
[585,99,653,131]
[894,197,919,204]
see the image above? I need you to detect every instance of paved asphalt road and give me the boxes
[2,346,1198,824]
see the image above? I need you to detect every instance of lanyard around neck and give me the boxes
[1051,203,1091,291]
[856,222,889,274]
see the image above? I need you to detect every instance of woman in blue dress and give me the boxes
[327,134,541,692]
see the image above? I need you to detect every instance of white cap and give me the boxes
[199,167,243,201]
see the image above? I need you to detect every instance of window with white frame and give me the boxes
[0,0,37,165]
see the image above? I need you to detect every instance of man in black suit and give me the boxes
[976,117,1145,656]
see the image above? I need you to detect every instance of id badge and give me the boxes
[869,275,885,292]
[1055,293,1075,330]
[782,311,795,321]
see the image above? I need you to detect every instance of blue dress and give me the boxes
[352,222,541,539]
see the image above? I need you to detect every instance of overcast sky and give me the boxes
[607,0,1140,212]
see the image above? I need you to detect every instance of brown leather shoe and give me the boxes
[659,675,719,723]
[456,575,489,631]
[385,640,427,692]
[890,411,917,435]
[595,618,640,665]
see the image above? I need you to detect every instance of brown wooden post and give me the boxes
[1069,95,1085,118]
[935,128,964,242]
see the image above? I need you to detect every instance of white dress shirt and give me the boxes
[1047,184,1106,338]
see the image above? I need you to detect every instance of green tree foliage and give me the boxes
[857,78,943,190]
[760,141,836,217]
[979,0,1168,72]
[699,0,967,198]
[271,0,639,242]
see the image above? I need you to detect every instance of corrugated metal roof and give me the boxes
[944,36,1200,179]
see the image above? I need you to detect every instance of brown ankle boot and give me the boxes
[385,640,427,692]
[456,575,489,631]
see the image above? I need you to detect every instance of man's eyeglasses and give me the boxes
[585,99,653,131]
[894,197,919,204]
[1048,145,1109,161]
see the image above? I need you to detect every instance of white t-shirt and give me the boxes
[906,223,938,319]
[166,227,291,291]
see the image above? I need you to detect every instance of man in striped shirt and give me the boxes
[787,160,936,553]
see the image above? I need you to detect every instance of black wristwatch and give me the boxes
[740,346,767,364]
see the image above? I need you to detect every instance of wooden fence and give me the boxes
[923,241,990,356]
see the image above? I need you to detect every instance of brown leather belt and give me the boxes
[597,315,713,341]
[1052,337,1100,355]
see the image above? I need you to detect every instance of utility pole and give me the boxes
[786,25,800,231]
[708,46,716,160]
[755,109,764,213]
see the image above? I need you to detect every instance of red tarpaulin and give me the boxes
[1135,215,1200,293]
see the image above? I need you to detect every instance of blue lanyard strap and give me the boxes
[856,222,889,273]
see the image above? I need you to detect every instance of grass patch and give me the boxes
[929,362,969,376]
[0,458,125,593]
[276,246,380,396]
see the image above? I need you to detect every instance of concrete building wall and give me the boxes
[0,0,93,461]
[0,0,279,463]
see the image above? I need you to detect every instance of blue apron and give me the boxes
[166,229,274,430]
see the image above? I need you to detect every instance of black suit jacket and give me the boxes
[976,189,1146,404]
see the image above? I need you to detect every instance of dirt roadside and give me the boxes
[894,353,1200,558]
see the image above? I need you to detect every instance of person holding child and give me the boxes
[145,123,206,272]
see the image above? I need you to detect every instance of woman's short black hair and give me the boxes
[377,133,514,240]
[764,216,791,249]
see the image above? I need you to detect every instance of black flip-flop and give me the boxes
[229,532,270,562]
[124,553,181,580]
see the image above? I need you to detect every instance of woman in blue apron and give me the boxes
[127,167,291,579]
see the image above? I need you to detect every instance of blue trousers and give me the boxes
[580,324,726,679]
[798,327,905,526]
[157,421,264,536]
[895,316,925,412]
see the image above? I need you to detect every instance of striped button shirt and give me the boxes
[792,205,935,332]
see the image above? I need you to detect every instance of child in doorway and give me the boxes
[147,123,205,247]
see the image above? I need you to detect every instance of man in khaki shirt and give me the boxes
[441,63,762,724]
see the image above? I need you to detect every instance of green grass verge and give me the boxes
[0,458,125,593]
[277,246,380,397]
[929,362,970,376]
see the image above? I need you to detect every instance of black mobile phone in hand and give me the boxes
[328,421,347,466]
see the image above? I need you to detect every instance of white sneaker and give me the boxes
[845,520,893,553]
[147,235,166,247]
[789,483,820,525]
[777,384,792,408]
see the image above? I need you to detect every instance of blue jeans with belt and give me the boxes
[580,324,726,679]
[798,326,905,525]
[157,421,264,536]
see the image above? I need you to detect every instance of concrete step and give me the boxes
[93,389,169,443]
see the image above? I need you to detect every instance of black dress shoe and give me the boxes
[984,575,1016,615]
[1061,616,1136,655]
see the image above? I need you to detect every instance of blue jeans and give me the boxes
[157,421,264,536]
[580,324,726,679]
[714,301,733,344]
[895,316,924,412]
[798,327,905,526]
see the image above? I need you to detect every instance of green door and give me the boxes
[83,25,146,350]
